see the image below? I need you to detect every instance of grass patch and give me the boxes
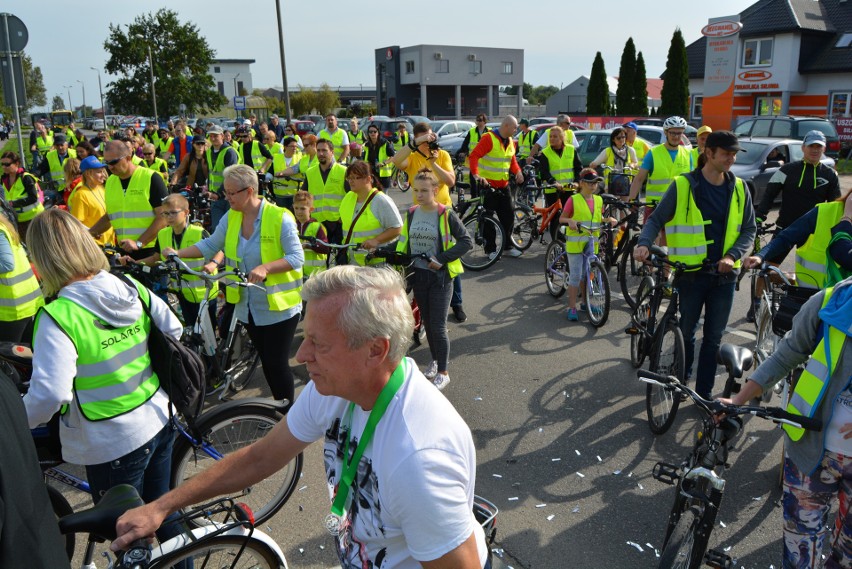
[836,159,852,175]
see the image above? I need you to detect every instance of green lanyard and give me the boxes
[330,360,407,516]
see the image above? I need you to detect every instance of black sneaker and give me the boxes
[452,305,467,323]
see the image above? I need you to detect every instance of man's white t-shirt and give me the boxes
[287,358,487,568]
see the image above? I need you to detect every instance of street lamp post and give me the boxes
[234,73,241,118]
[133,34,158,122]
[274,0,292,121]
[91,67,106,122]
[76,79,86,120]
[63,85,73,114]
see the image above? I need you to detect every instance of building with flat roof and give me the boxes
[209,59,255,101]
[375,45,524,119]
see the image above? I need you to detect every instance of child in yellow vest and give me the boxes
[293,191,329,282]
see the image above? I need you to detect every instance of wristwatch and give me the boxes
[135,240,144,249]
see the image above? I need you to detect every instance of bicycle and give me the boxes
[626,246,707,434]
[616,201,655,308]
[736,221,780,295]
[543,223,611,327]
[513,159,545,208]
[390,163,410,192]
[454,181,507,271]
[596,195,635,271]
[57,484,288,568]
[510,183,564,250]
[638,368,822,569]
[600,165,637,199]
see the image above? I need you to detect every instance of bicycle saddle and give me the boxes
[0,341,32,365]
[58,484,144,540]
[649,244,668,258]
[716,343,753,379]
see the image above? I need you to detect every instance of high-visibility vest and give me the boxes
[142,157,169,180]
[366,143,393,177]
[157,223,217,303]
[295,154,317,185]
[6,172,44,222]
[272,151,303,197]
[646,144,691,203]
[130,155,144,166]
[238,140,266,169]
[605,147,632,170]
[266,142,283,156]
[564,194,603,254]
[541,145,575,193]
[630,138,650,162]
[350,130,365,145]
[541,128,576,150]
[467,127,484,151]
[664,175,746,269]
[37,277,159,421]
[393,131,409,153]
[305,162,346,223]
[478,132,515,183]
[517,130,536,159]
[795,202,844,290]
[157,137,173,156]
[0,222,43,321]
[299,219,327,277]
[35,133,54,154]
[340,189,384,266]
[223,203,302,307]
[319,129,347,160]
[397,204,464,279]
[783,287,845,441]
[46,148,78,192]
[104,166,157,246]
[206,146,231,193]
[66,129,80,147]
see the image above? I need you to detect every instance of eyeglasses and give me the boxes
[476,119,485,123]
[104,156,126,167]
[368,130,378,134]
[615,136,626,140]
[161,210,186,217]
[0,162,12,167]
[143,152,155,156]
[224,187,249,198]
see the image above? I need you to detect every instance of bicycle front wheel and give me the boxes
[171,404,302,525]
[152,535,283,568]
[544,241,568,298]
[657,506,703,569]
[394,168,410,192]
[511,207,535,251]
[619,235,651,308]
[220,323,260,393]
[646,319,686,435]
[585,259,610,327]
[461,215,503,271]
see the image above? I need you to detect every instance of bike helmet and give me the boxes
[662,116,688,130]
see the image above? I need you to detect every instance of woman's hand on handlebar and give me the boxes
[743,255,762,270]
[566,219,578,231]
[161,247,178,259]
[247,265,268,284]
[202,261,218,274]
[633,245,649,262]
[717,255,736,274]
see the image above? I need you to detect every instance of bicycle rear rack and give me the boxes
[652,462,679,485]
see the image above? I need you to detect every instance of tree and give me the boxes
[313,84,341,116]
[633,52,649,116]
[616,38,636,116]
[51,95,65,111]
[263,96,287,117]
[660,28,690,117]
[0,52,47,116]
[289,85,316,117]
[587,52,609,115]
[103,9,225,119]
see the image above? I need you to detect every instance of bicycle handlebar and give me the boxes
[756,262,794,286]
[637,369,823,432]
[298,235,363,251]
[165,254,266,291]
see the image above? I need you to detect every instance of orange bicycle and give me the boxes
[511,184,573,250]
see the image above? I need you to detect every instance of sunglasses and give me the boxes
[0,162,12,167]
[104,156,125,167]
[224,187,249,198]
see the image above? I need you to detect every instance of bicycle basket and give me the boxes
[771,285,819,337]
[473,495,498,545]
[608,173,631,197]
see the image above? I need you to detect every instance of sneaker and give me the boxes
[452,305,467,323]
[567,308,579,321]
[423,360,438,380]
[488,252,498,261]
[432,373,451,391]
[746,299,760,323]
[505,248,523,258]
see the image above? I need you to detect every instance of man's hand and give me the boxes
[743,256,762,270]
[247,264,268,284]
[554,182,563,191]
[633,245,650,262]
[717,256,735,274]
[161,247,178,259]
[414,132,436,146]
[111,503,168,552]
[514,171,524,185]
[361,238,380,252]
[120,239,139,253]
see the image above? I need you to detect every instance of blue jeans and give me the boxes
[451,275,463,308]
[677,273,736,398]
[210,199,230,232]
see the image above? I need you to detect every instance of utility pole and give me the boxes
[91,67,106,122]
[76,79,86,119]
[274,0,292,121]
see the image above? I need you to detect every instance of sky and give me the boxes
[8,0,754,113]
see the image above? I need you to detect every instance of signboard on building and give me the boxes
[701,15,741,130]
[835,117,852,142]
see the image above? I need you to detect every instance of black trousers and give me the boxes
[483,187,515,252]
[245,311,300,405]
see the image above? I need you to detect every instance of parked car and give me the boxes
[575,129,654,167]
[529,117,557,127]
[361,118,412,142]
[91,119,105,130]
[399,115,430,128]
[289,120,315,136]
[634,125,693,149]
[298,114,324,124]
[219,119,240,132]
[430,120,475,139]
[730,137,835,205]
[733,115,840,158]
[437,132,465,157]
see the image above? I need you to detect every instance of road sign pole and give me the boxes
[2,14,25,168]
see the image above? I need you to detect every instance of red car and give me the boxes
[290,120,315,137]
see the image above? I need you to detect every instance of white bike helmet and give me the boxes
[662,116,688,130]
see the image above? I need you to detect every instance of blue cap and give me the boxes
[802,130,826,146]
[79,155,106,172]
[623,122,638,130]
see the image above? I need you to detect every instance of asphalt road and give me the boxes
[59,175,851,569]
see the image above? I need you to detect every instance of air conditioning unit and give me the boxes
[434,52,442,60]
[468,54,477,61]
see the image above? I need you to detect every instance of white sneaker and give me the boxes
[488,252,498,261]
[505,248,523,258]
[432,373,451,391]
[423,360,438,379]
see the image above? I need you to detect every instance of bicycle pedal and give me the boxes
[624,326,639,335]
[704,549,734,568]
[652,462,679,485]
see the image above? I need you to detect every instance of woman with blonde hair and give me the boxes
[69,156,114,246]
[0,209,43,342]
[62,156,82,205]
[22,208,184,545]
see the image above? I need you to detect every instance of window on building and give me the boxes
[755,97,781,116]
[743,38,773,66]
[447,97,465,107]
[237,81,244,96]
[475,96,487,107]
[405,60,415,73]
[691,95,703,120]
[470,60,482,74]
[831,92,851,115]
[836,33,852,48]
[502,61,513,74]
[217,82,225,96]
[437,59,449,73]
[214,66,221,73]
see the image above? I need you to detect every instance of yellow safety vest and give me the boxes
[157,224,217,303]
[223,202,302,308]
[305,163,346,223]
[397,204,464,279]
[142,157,169,180]
[541,128,576,150]
[517,130,536,159]
[300,220,327,277]
[0,223,43,321]
[272,151,303,197]
[46,148,78,192]
[795,202,844,290]
[340,189,384,266]
[564,194,603,254]
[206,146,231,193]
[783,287,843,441]
[630,138,650,162]
[35,133,54,155]
[6,172,44,222]
[478,132,515,183]
[104,166,157,246]
[66,129,80,147]
[157,137,173,156]
[238,140,266,169]
[541,145,575,194]
[664,175,746,269]
[266,142,283,156]
[319,129,347,161]
[36,277,159,421]
[646,145,692,203]
[393,131,409,153]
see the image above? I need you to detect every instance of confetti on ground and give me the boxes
[597,456,602,462]
[613,470,622,475]
[576,472,585,478]
[298,505,304,512]
[637,483,644,490]
[575,449,581,456]
[572,507,580,513]
[720,521,727,528]
[474,396,483,401]
[535,503,547,508]
[493,474,503,478]
[752,496,762,501]
[508,497,518,501]
[512,482,521,488]
[724,546,731,552]
[628,472,634,477]
[551,458,561,462]
[299,548,305,555]
[538,428,543,432]
[491,548,504,558]
[547,514,555,521]
[298,485,308,492]
[626,541,644,552]
[267,526,273,532]
[319,545,325,550]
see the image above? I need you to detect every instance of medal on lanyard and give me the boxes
[324,360,407,536]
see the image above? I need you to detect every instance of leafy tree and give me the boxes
[532,85,558,105]
[103,9,225,119]
[587,52,609,115]
[660,28,690,117]
[0,52,47,117]
[314,84,341,116]
[616,38,636,116]
[633,52,649,116]
[264,96,287,117]
[289,85,316,117]
[51,95,65,111]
